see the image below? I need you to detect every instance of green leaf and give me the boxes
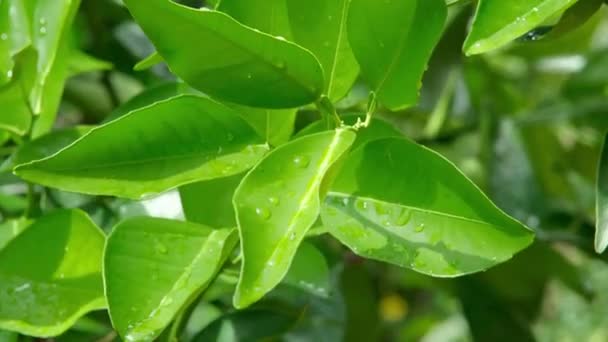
[15,95,269,199]
[3,126,92,172]
[235,106,297,147]
[67,50,112,76]
[283,241,330,297]
[217,0,293,38]
[0,81,32,136]
[103,82,196,123]
[192,308,301,342]
[296,114,402,150]
[124,0,324,109]
[321,138,534,276]
[104,217,237,342]
[464,0,580,55]
[0,209,105,337]
[286,0,359,101]
[133,51,163,71]
[0,0,30,86]
[347,0,446,110]
[596,133,608,253]
[180,173,242,228]
[233,129,356,308]
[28,0,81,116]
[0,218,30,251]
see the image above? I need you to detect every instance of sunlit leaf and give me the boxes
[104,217,237,342]
[0,210,105,337]
[233,129,356,308]
[15,95,269,199]
[322,138,534,276]
[124,0,324,108]
[347,0,446,110]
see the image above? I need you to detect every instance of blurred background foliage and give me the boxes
[3,0,608,341]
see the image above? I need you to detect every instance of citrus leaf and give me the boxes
[286,0,359,101]
[464,0,580,55]
[124,0,324,108]
[233,129,356,308]
[14,95,269,199]
[104,217,237,342]
[0,209,105,337]
[347,0,446,110]
[321,138,534,276]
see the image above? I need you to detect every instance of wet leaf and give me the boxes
[321,138,534,276]
[104,217,237,342]
[0,210,105,337]
[233,129,356,308]
[124,0,324,108]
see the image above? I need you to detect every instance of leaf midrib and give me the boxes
[327,192,522,229]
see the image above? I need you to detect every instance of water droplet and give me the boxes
[395,210,411,226]
[155,241,168,254]
[247,73,252,79]
[268,196,280,206]
[6,70,12,79]
[355,199,370,211]
[289,232,296,241]
[276,60,286,69]
[217,146,223,154]
[0,33,7,41]
[227,133,235,141]
[39,26,46,35]
[341,197,349,206]
[276,35,286,41]
[414,224,425,233]
[293,155,310,168]
[64,246,70,252]
[267,260,275,267]
[255,207,271,220]
[15,283,30,292]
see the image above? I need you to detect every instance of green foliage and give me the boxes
[1,0,608,340]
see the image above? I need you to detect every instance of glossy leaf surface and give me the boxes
[0,210,105,337]
[347,0,446,110]
[217,0,293,38]
[104,217,237,342]
[0,0,29,86]
[286,0,359,101]
[15,95,268,199]
[233,129,356,308]
[596,133,608,253]
[321,138,534,276]
[0,81,31,135]
[124,0,324,108]
[464,0,580,55]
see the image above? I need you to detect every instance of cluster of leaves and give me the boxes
[2,0,608,341]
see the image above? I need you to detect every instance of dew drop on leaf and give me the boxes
[293,155,310,168]
[255,207,271,220]
[268,196,279,206]
[414,224,425,233]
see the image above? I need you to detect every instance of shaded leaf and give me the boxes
[283,241,330,297]
[0,81,31,135]
[15,95,268,199]
[180,173,243,228]
[233,129,356,308]
[0,218,30,251]
[0,209,105,337]
[104,217,237,342]
[347,0,446,110]
[124,0,324,108]
[322,138,534,276]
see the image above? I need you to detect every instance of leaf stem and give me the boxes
[352,91,377,130]
[315,96,342,129]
